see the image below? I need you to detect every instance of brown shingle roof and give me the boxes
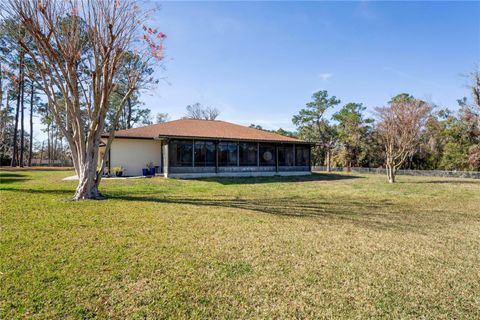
[109,119,306,143]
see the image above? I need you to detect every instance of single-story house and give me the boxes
[100,119,312,178]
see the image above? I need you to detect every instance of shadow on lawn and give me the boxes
[108,193,426,232]
[198,172,363,185]
[0,172,30,184]
[2,172,442,232]
[3,186,439,231]
[407,180,480,185]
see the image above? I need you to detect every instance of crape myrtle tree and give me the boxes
[375,94,432,183]
[0,0,165,199]
[466,69,480,169]
[292,90,340,171]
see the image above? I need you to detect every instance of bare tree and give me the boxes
[472,68,480,113]
[467,68,480,169]
[203,106,220,120]
[185,102,219,120]
[1,0,165,199]
[376,94,431,183]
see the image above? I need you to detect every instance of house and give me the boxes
[101,119,312,178]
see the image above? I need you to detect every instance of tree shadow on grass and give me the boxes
[2,177,447,233]
[2,186,447,232]
[198,172,363,185]
[406,180,480,185]
[0,187,72,194]
[0,172,30,184]
[107,193,436,232]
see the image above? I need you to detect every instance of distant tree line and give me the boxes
[251,71,479,182]
[289,72,479,181]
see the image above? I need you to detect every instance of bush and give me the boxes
[111,166,124,174]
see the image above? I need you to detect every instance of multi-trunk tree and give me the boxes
[1,0,165,199]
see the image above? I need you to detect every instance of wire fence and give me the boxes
[312,166,480,179]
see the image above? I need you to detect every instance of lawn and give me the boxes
[1,170,479,319]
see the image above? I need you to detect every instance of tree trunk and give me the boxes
[0,61,3,111]
[2,96,10,143]
[28,81,34,167]
[126,96,132,129]
[326,148,331,172]
[11,52,24,167]
[73,146,103,200]
[39,140,44,165]
[59,139,64,166]
[53,129,57,165]
[386,161,395,183]
[47,122,51,166]
[19,75,25,167]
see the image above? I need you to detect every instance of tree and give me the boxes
[27,79,33,166]
[248,124,297,138]
[11,50,23,166]
[0,68,16,165]
[106,94,153,130]
[375,94,432,183]
[332,102,373,169]
[155,112,169,123]
[292,90,341,171]
[1,0,165,199]
[467,69,480,170]
[109,51,158,130]
[185,103,220,120]
[0,19,26,167]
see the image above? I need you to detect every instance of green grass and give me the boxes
[1,170,479,319]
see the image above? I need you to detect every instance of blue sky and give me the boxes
[140,1,479,131]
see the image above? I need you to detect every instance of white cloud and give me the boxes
[318,73,333,81]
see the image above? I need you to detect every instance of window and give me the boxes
[194,141,216,167]
[278,145,294,166]
[259,143,276,166]
[169,140,193,167]
[218,142,238,166]
[295,145,310,166]
[239,142,257,166]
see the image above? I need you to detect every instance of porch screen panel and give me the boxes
[194,141,215,167]
[218,142,238,166]
[259,143,276,166]
[278,145,294,166]
[169,140,193,167]
[239,142,257,166]
[295,145,310,166]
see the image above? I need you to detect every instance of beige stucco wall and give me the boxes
[110,138,162,176]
